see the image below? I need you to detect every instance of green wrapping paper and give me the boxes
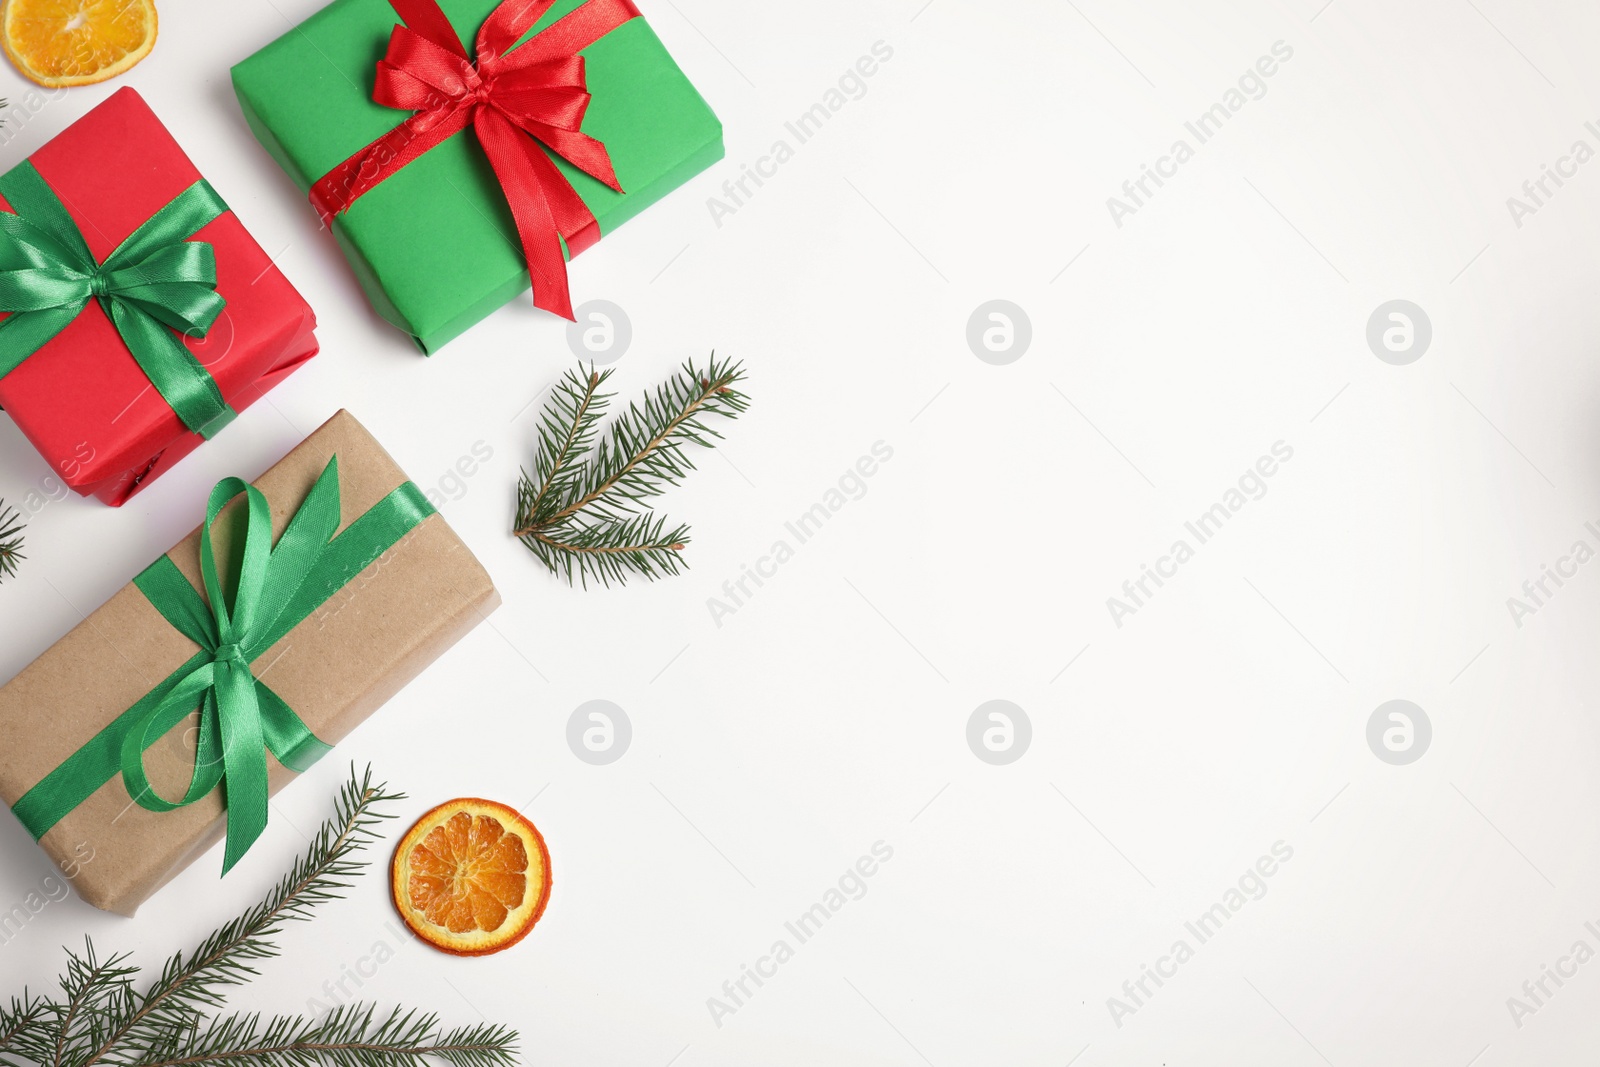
[231,0,722,353]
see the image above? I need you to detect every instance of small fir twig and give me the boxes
[514,355,750,587]
[0,500,24,583]
[0,767,518,1067]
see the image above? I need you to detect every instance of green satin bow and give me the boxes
[0,159,236,438]
[11,457,437,874]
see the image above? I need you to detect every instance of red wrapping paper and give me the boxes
[0,88,318,506]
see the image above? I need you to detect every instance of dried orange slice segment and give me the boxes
[392,798,551,956]
[2,0,158,88]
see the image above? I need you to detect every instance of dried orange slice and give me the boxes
[2,0,158,88]
[392,798,551,956]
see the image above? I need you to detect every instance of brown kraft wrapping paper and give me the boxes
[0,410,500,915]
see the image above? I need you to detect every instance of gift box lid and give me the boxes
[0,88,316,499]
[231,0,723,353]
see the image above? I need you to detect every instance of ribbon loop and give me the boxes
[0,266,91,312]
[96,242,225,337]
[0,163,237,437]
[377,25,480,107]
[309,0,640,320]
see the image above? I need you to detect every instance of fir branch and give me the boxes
[521,367,610,527]
[1,768,518,1067]
[46,947,137,1067]
[561,354,749,522]
[0,995,50,1067]
[522,513,692,587]
[132,1006,515,1067]
[0,997,46,1049]
[79,770,401,1066]
[0,500,25,583]
[513,355,750,587]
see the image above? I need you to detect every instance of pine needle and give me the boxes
[513,355,750,587]
[0,499,24,583]
[0,767,518,1067]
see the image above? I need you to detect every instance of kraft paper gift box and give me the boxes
[0,410,499,915]
[231,0,723,353]
[0,88,319,506]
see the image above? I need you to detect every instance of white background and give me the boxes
[4,0,1600,1063]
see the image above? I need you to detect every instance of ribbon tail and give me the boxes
[257,680,333,773]
[474,109,584,319]
[216,658,270,874]
[105,301,236,438]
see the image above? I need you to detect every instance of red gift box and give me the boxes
[0,88,318,506]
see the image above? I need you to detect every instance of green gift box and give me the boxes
[231,0,722,353]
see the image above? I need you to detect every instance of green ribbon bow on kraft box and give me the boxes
[0,411,499,915]
[232,0,724,354]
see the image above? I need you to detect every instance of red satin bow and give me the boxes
[309,0,638,320]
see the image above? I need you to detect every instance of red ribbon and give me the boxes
[309,0,638,320]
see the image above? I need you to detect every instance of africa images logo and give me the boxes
[706,42,895,227]
[1106,41,1295,228]
[1106,841,1294,1028]
[1106,441,1294,627]
[706,842,895,1028]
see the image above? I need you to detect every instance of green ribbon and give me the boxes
[0,159,237,438]
[11,456,437,873]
